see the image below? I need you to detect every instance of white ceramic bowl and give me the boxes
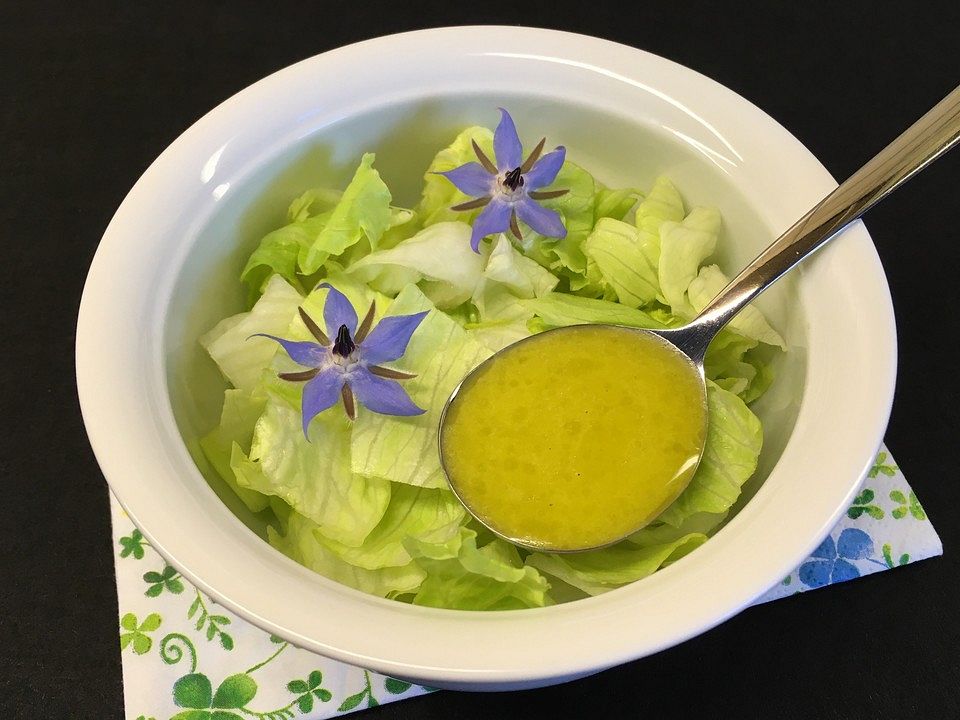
[76,27,895,690]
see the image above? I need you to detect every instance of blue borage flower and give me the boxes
[255,284,427,436]
[438,108,569,252]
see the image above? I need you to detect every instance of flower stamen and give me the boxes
[472,140,498,173]
[509,210,523,241]
[341,384,356,420]
[529,189,570,200]
[369,365,418,380]
[354,301,376,343]
[299,307,328,345]
[278,368,320,382]
[450,196,492,212]
[332,324,356,357]
[520,137,546,173]
[503,167,524,191]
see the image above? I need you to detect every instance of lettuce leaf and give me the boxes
[658,206,721,314]
[411,529,551,610]
[688,263,786,349]
[525,292,665,330]
[657,380,763,526]
[317,483,466,570]
[268,509,425,598]
[240,398,392,547]
[468,234,559,351]
[521,161,597,285]
[582,217,660,307]
[346,221,483,308]
[526,533,706,596]
[417,126,495,227]
[351,285,492,488]
[635,176,685,237]
[198,389,270,513]
[595,186,643,222]
[300,153,394,274]
[200,275,303,392]
[241,214,329,295]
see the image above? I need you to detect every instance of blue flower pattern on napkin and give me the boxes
[799,529,876,588]
[756,447,942,604]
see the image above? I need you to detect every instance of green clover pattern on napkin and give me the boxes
[113,445,941,719]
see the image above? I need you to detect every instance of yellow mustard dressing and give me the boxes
[440,325,707,551]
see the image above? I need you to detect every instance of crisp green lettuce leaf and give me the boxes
[287,187,343,223]
[317,483,466,570]
[582,217,660,307]
[198,389,270,513]
[239,398,392,547]
[704,330,758,386]
[688,263,786,349]
[595,186,643,222]
[468,234,559,351]
[635,176,685,236]
[241,214,329,295]
[521,161,597,285]
[658,206,721,314]
[627,511,729,546]
[417,127,495,227]
[346,222,483,308]
[525,292,665,330]
[200,275,303,392]
[300,153,394,274]
[658,380,763,526]
[268,509,425,598]
[351,285,492,488]
[411,529,551,610]
[526,533,706,596]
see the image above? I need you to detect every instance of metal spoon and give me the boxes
[440,85,960,552]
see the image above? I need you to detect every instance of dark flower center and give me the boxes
[503,166,524,191]
[332,324,356,357]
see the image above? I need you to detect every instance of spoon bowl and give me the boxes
[440,84,960,553]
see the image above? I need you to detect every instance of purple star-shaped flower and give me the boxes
[438,108,569,252]
[255,284,427,437]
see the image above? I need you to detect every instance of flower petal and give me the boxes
[318,284,358,336]
[836,528,874,560]
[360,311,429,365]
[301,367,346,436]
[350,369,425,416]
[251,334,326,367]
[515,196,566,239]
[437,163,495,197]
[494,108,523,171]
[470,199,513,252]
[523,147,566,190]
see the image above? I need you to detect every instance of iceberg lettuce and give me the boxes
[239,398,392,547]
[350,285,492,489]
[526,533,706,596]
[200,275,303,392]
[657,380,763,526]
[199,138,783,611]
[411,529,551,610]
[268,509,426,598]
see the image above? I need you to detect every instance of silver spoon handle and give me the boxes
[686,84,960,354]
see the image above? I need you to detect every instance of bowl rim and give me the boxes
[76,25,896,688]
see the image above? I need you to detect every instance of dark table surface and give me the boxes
[3,2,959,718]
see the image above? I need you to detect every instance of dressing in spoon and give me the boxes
[439,85,960,553]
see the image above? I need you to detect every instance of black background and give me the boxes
[3,2,959,718]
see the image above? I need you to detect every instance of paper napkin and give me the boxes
[112,444,941,719]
